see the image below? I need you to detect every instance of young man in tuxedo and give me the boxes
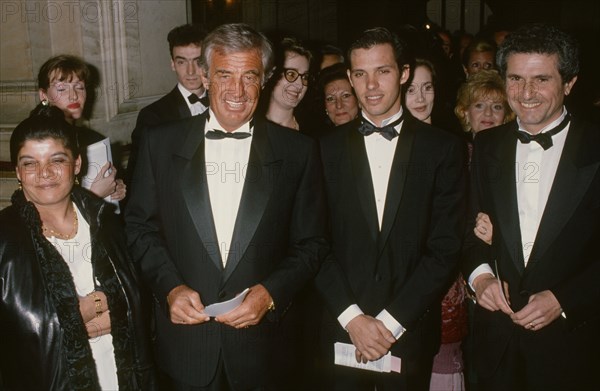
[316,27,467,390]
[463,24,600,390]
[126,23,328,390]
[127,23,208,184]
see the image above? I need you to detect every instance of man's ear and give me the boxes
[564,75,578,95]
[400,64,410,85]
[347,69,354,88]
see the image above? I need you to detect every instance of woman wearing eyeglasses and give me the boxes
[262,37,312,131]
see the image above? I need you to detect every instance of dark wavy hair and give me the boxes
[496,23,579,83]
[347,27,413,72]
[167,23,206,58]
[10,105,80,166]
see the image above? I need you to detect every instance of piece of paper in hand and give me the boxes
[81,138,120,214]
[203,288,250,317]
[334,342,401,373]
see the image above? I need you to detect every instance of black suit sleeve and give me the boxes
[386,136,468,330]
[125,129,184,310]
[261,140,329,318]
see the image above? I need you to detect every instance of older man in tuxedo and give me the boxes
[126,23,327,390]
[316,27,467,390]
[463,24,600,390]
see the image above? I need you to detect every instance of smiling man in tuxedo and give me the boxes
[316,27,467,390]
[126,23,327,390]
[463,24,600,390]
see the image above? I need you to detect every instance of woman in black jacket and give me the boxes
[0,106,155,390]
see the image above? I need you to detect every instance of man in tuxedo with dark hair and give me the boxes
[126,23,327,390]
[316,27,467,390]
[127,23,208,183]
[463,23,600,390]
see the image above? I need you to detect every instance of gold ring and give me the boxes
[529,322,535,329]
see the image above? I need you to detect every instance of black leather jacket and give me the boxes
[0,187,156,390]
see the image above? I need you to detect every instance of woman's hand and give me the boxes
[89,162,126,200]
[78,291,108,323]
[474,212,493,245]
[85,310,112,339]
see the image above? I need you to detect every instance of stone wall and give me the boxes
[0,0,188,208]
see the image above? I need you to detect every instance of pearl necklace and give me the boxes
[42,203,78,240]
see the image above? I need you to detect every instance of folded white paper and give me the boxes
[334,342,401,373]
[81,138,120,214]
[203,288,250,317]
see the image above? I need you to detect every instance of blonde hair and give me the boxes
[455,70,515,132]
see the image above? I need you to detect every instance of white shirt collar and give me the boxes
[517,106,568,135]
[362,108,404,128]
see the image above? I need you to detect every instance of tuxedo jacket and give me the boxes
[316,114,468,362]
[462,117,600,383]
[125,113,328,388]
[127,86,192,184]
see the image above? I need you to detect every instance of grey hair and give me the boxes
[201,23,274,85]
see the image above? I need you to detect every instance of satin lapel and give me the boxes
[377,119,416,254]
[175,115,223,270]
[526,121,600,273]
[488,124,524,274]
[349,127,379,243]
[223,122,279,282]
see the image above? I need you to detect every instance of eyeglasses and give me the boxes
[283,69,311,86]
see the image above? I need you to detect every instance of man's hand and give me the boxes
[167,284,210,325]
[473,273,512,314]
[510,290,562,331]
[346,314,396,363]
[215,284,272,329]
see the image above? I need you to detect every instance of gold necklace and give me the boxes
[42,204,78,240]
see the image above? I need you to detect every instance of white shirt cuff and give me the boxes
[468,263,495,291]
[337,304,363,330]
[376,309,405,340]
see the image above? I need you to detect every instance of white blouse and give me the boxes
[48,203,119,390]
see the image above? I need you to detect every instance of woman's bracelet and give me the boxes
[89,291,103,318]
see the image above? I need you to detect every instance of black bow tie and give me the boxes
[188,93,209,107]
[515,113,570,150]
[357,114,404,141]
[205,129,251,140]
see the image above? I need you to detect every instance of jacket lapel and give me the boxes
[174,114,223,270]
[348,125,379,243]
[223,120,280,282]
[488,123,525,274]
[171,86,193,119]
[377,118,416,254]
[525,120,600,272]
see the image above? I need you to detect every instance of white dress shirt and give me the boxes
[50,204,118,390]
[178,83,208,116]
[469,108,570,285]
[337,109,406,339]
[204,110,253,266]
